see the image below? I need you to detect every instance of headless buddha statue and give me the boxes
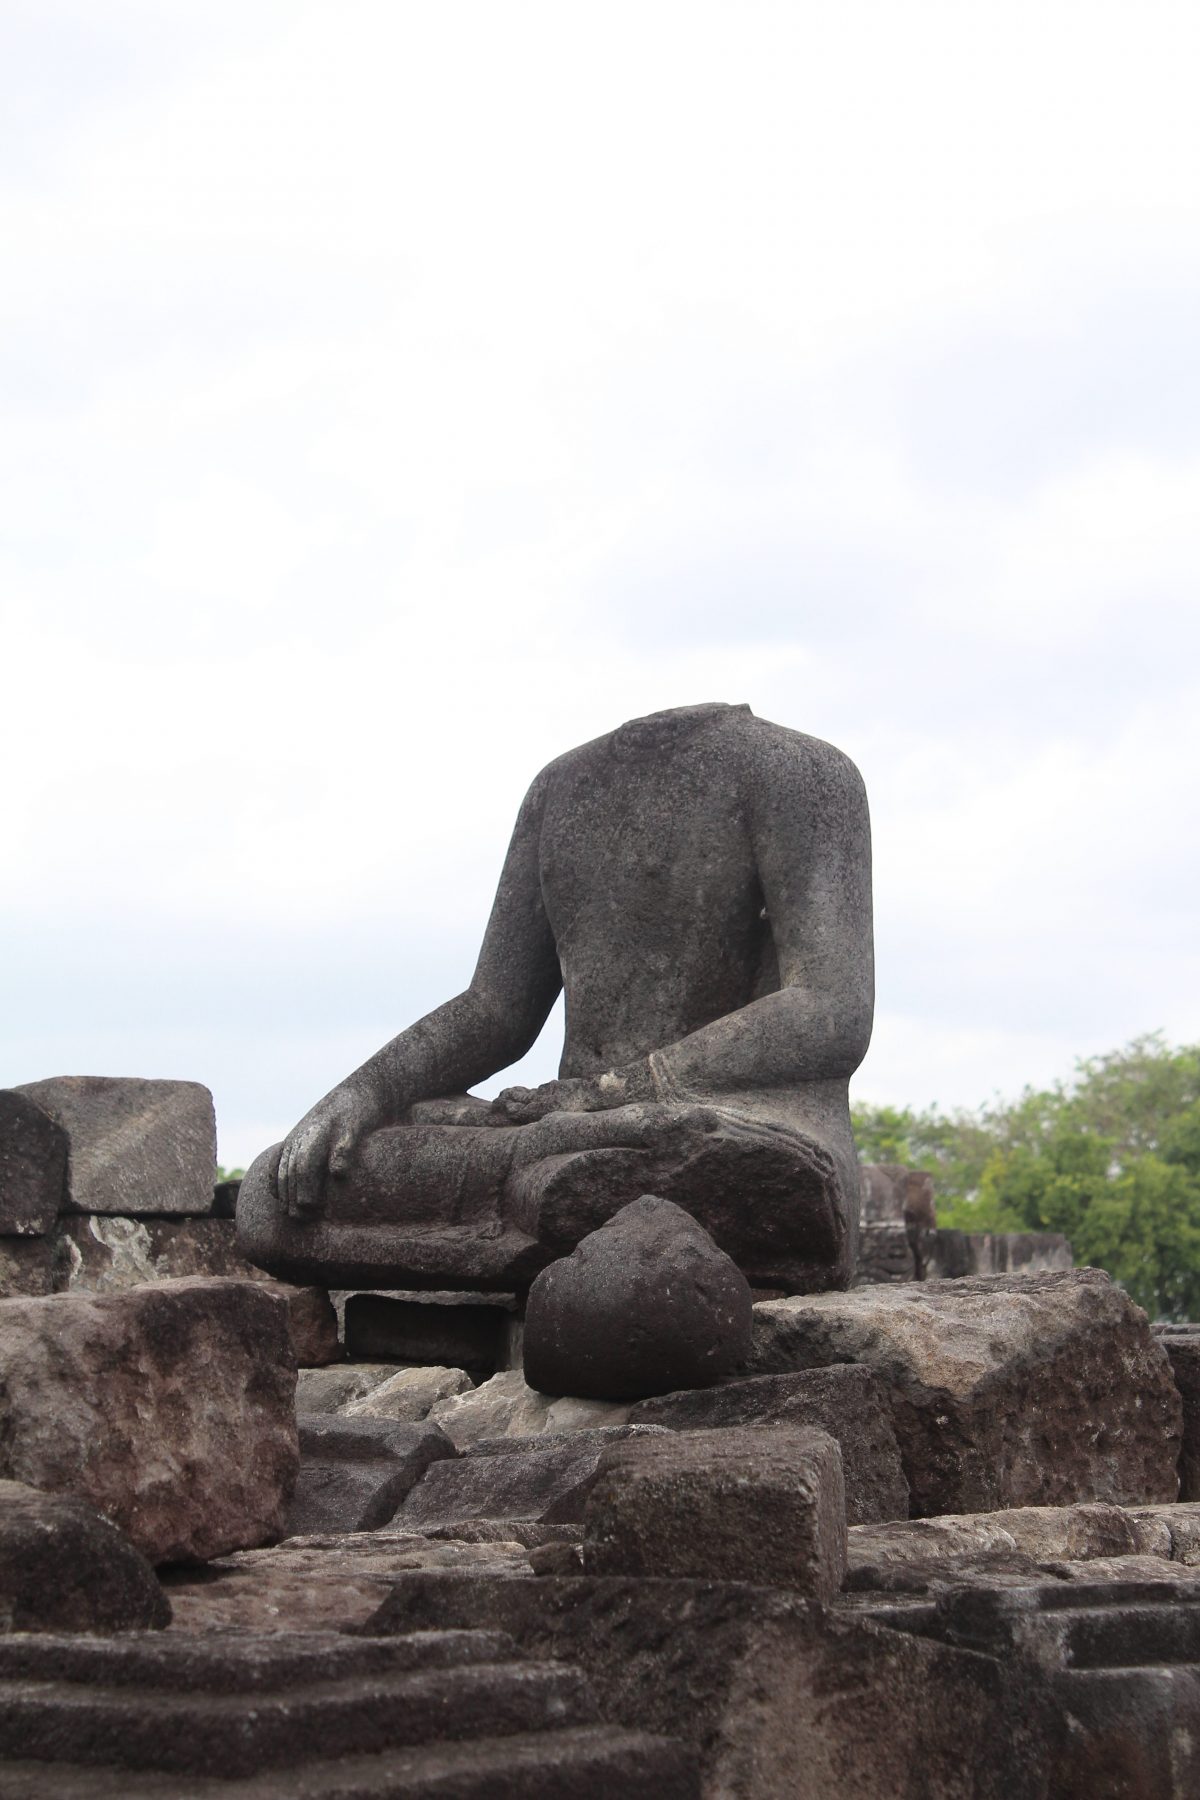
[237,703,873,1294]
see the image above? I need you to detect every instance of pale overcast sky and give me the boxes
[3,2,1199,1169]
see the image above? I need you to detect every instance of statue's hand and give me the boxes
[275,1084,381,1219]
[489,1078,600,1124]
[489,1065,655,1124]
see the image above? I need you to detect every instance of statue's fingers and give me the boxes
[328,1131,354,1177]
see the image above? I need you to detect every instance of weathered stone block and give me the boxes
[0,1089,66,1235]
[396,1427,666,1531]
[14,1076,216,1217]
[54,1216,340,1366]
[846,1501,1180,1587]
[287,1416,456,1535]
[0,1235,57,1298]
[0,1276,297,1562]
[296,1362,414,1414]
[749,1269,1181,1516]
[523,1195,752,1402]
[364,1573,1046,1799]
[343,1293,509,1377]
[630,1365,908,1525]
[0,1479,170,1633]
[582,1424,847,1599]
[0,1628,696,1793]
[1156,1326,1200,1501]
[427,1368,632,1449]
[342,1365,475,1422]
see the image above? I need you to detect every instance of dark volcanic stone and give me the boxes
[287,1416,456,1535]
[396,1427,667,1531]
[630,1365,908,1525]
[582,1424,847,1598]
[344,1293,508,1377]
[14,1076,216,1217]
[0,1627,697,1793]
[0,1479,170,1633]
[1156,1325,1200,1501]
[0,1276,298,1563]
[0,1090,66,1236]
[523,1195,752,1402]
[0,1237,58,1299]
[362,1574,1051,1800]
[749,1269,1182,1517]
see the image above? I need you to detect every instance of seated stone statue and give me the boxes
[237,702,873,1294]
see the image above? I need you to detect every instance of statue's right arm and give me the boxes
[276,771,562,1216]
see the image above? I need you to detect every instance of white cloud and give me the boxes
[2,1,1199,1162]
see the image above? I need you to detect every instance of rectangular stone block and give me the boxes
[1156,1326,1200,1501]
[0,1236,57,1299]
[582,1424,848,1601]
[630,1365,909,1526]
[749,1269,1181,1517]
[397,1427,665,1531]
[287,1416,456,1535]
[0,1090,66,1235]
[343,1293,509,1377]
[0,1277,297,1562]
[14,1076,216,1217]
[55,1216,341,1366]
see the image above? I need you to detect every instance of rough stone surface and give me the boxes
[524,1196,752,1402]
[396,1427,667,1531]
[0,1479,170,1633]
[238,705,872,1296]
[279,1285,341,1366]
[163,1531,537,1633]
[296,1362,407,1414]
[630,1365,908,1525]
[846,1502,1184,1584]
[749,1269,1181,1516]
[344,1293,509,1377]
[0,1276,298,1562]
[15,1077,217,1218]
[287,1417,456,1536]
[851,1574,1200,1799]
[0,1089,66,1235]
[342,1365,475,1421]
[1156,1325,1200,1500]
[52,1216,340,1364]
[0,1627,696,1795]
[583,1424,847,1599]
[427,1370,631,1449]
[0,1236,57,1299]
[364,1574,1050,1799]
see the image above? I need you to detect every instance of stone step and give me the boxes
[0,1631,597,1781]
[0,1725,699,1798]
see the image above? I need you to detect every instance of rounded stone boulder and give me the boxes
[523,1195,753,1401]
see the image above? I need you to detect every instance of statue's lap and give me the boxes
[238,1095,857,1296]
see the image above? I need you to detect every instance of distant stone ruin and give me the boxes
[855,1160,1074,1286]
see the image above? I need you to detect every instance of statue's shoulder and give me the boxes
[733,712,866,791]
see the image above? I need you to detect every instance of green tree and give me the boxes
[854,1037,1200,1321]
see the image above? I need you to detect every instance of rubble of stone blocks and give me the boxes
[8,1082,1200,1794]
[0,1080,340,1367]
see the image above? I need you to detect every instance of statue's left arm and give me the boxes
[641,732,874,1095]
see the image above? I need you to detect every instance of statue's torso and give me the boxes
[537,706,780,1074]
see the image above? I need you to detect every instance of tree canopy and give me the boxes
[852,1035,1200,1321]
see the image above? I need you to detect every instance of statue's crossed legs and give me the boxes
[238,1091,855,1295]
